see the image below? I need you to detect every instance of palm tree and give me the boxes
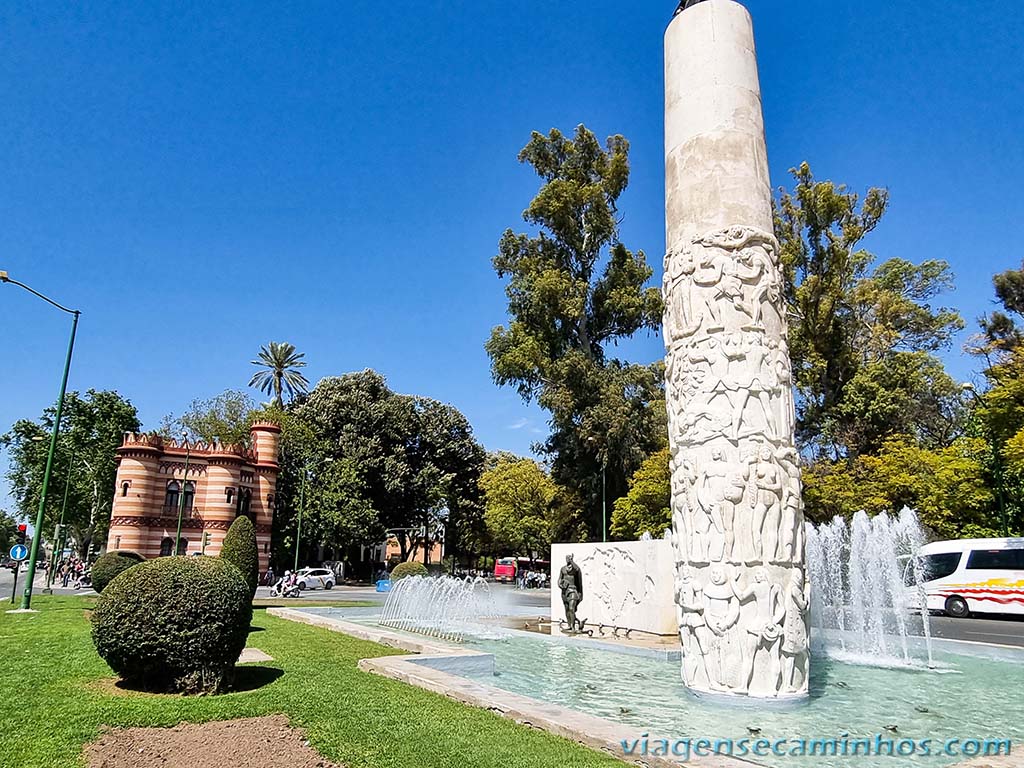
[248,342,310,407]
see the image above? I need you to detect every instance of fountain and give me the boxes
[807,508,934,668]
[378,575,499,642]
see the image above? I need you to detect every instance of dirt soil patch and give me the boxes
[85,715,343,768]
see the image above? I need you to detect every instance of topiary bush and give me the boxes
[219,515,259,601]
[390,561,428,581]
[90,550,145,594]
[91,556,252,694]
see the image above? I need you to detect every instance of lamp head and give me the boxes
[0,270,9,283]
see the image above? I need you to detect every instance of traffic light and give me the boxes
[16,524,27,546]
[202,531,211,554]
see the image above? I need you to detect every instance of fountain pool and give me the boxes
[288,511,1020,767]
[299,604,1022,768]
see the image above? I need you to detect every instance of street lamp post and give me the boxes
[294,466,307,572]
[962,383,1011,536]
[174,438,191,555]
[44,444,77,594]
[1,271,81,611]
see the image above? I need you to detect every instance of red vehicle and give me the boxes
[494,557,551,584]
[494,557,517,583]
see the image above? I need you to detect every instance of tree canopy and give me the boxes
[1,390,141,556]
[272,371,486,567]
[774,163,964,458]
[479,455,557,559]
[160,389,257,446]
[610,447,671,540]
[486,125,665,538]
[249,341,310,407]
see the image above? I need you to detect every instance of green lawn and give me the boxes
[0,596,626,768]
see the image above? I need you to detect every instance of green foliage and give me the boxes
[220,516,259,600]
[802,436,993,537]
[390,561,428,581]
[275,371,486,567]
[249,341,310,407]
[774,163,964,457]
[0,510,17,551]
[89,551,144,594]
[90,557,251,694]
[161,389,257,446]
[0,390,141,557]
[824,352,964,455]
[486,125,665,536]
[610,448,670,540]
[978,260,1024,354]
[480,456,556,556]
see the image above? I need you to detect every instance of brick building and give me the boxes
[105,421,280,570]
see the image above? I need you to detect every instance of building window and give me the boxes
[236,488,252,519]
[164,481,180,511]
[267,493,275,509]
[121,481,130,497]
[177,537,188,555]
[183,481,195,512]
[226,487,235,504]
[160,537,174,557]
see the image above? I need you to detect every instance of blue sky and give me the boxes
[2,1,1023,513]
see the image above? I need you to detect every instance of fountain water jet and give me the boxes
[378,575,500,643]
[806,508,934,668]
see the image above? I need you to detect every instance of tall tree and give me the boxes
[249,341,310,407]
[274,371,485,568]
[609,447,671,540]
[486,125,665,537]
[479,455,556,560]
[802,436,994,538]
[966,261,1024,535]
[1,390,141,557]
[160,389,257,446]
[978,260,1024,356]
[774,162,964,457]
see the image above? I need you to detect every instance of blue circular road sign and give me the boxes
[9,544,28,562]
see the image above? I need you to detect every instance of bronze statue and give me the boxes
[674,0,708,17]
[558,554,584,634]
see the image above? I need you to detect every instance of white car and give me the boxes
[295,567,336,591]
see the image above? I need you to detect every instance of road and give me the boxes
[253,582,552,611]
[6,572,1022,648]
[929,614,1024,648]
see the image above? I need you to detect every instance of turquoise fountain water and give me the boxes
[337,511,1021,767]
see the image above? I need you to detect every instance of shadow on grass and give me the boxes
[229,665,285,692]
[247,625,266,633]
[98,666,285,697]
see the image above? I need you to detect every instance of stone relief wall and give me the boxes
[550,541,677,637]
[664,226,810,698]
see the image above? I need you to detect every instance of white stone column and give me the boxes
[663,0,809,699]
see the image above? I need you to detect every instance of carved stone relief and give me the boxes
[664,226,809,698]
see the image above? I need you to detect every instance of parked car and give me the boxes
[295,567,336,591]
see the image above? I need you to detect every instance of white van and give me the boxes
[908,537,1024,618]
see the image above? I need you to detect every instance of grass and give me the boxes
[0,595,626,768]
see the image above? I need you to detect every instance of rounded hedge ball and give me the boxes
[91,556,252,694]
[90,550,145,594]
[390,561,428,581]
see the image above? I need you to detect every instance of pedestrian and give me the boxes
[265,565,275,586]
